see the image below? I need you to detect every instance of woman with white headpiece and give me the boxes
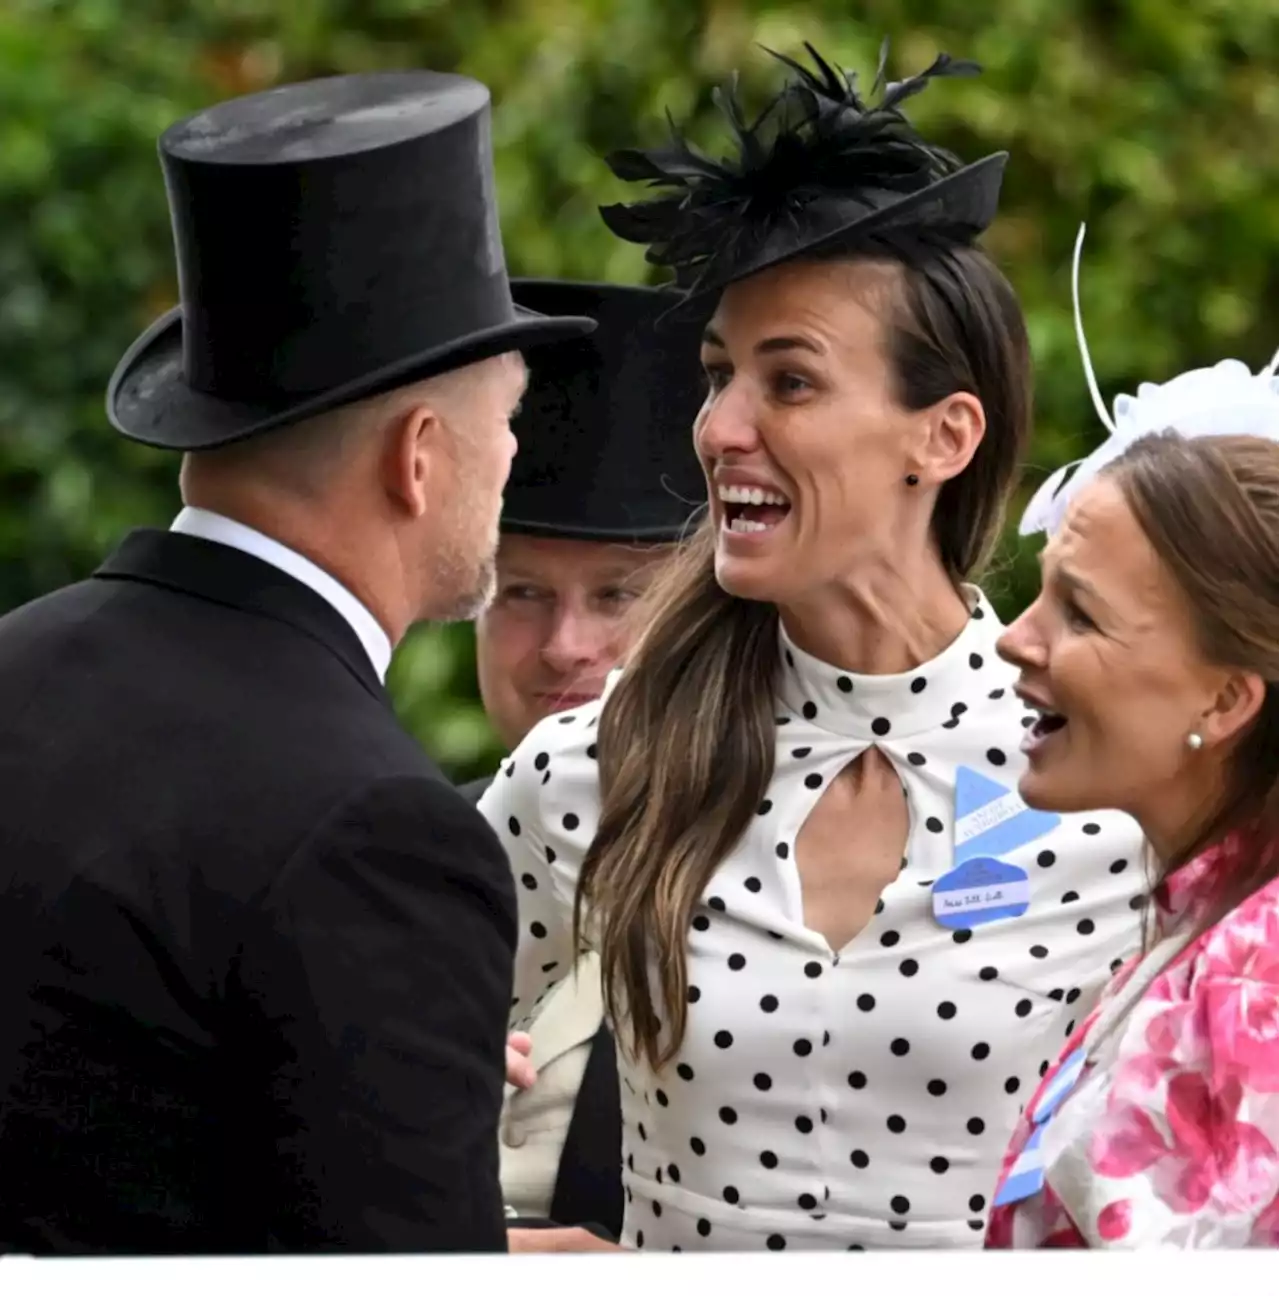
[1019,227,1280,538]
[987,227,1279,1249]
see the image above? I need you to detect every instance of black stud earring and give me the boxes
[905,474,919,486]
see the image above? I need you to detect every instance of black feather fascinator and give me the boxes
[599,40,1007,304]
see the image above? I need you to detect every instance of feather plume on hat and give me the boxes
[599,40,1006,307]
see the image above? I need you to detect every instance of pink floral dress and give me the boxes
[986,845,1278,1249]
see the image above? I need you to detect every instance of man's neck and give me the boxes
[178,492,409,648]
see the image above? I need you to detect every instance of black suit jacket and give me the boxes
[0,530,516,1255]
[460,775,623,1240]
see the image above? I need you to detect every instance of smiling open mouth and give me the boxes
[1021,704,1068,756]
[717,484,792,534]
[1031,712,1067,739]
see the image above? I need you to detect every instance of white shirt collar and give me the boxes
[170,506,392,683]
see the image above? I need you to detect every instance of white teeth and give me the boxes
[717,484,790,507]
[728,517,772,533]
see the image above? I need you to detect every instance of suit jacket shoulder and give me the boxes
[0,531,514,1254]
[457,773,496,806]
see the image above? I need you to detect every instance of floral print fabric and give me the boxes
[986,846,1278,1249]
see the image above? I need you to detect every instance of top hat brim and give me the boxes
[498,506,708,545]
[107,305,597,451]
[656,153,1008,321]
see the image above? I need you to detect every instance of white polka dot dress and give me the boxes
[479,587,1147,1251]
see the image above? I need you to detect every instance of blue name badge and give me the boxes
[931,767,1061,931]
[931,856,1030,929]
[953,766,1061,862]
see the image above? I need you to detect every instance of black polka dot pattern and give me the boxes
[485,593,1145,1250]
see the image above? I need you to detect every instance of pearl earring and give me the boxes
[1186,732,1204,751]
[905,474,920,487]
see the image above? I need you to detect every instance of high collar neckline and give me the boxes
[775,585,1006,740]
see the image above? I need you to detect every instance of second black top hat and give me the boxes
[504,282,709,543]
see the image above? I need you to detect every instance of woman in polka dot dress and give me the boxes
[481,42,1147,1252]
[986,342,1279,1244]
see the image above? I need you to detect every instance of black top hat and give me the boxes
[107,71,596,451]
[501,282,707,542]
[599,41,1007,314]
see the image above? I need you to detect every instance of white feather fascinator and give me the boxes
[1018,225,1280,538]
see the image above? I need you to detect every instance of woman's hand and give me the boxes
[507,1227,624,1253]
[506,1030,537,1089]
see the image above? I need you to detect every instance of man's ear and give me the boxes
[379,401,442,519]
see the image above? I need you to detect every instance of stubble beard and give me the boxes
[440,553,497,624]
[429,500,501,624]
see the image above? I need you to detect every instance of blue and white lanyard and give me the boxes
[993,927,1194,1208]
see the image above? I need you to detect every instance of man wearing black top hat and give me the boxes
[453,281,705,1244]
[0,72,595,1255]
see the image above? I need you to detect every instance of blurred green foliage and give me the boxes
[1,0,1276,780]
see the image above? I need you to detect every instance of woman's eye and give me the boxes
[1063,599,1096,632]
[773,372,812,399]
[703,364,731,394]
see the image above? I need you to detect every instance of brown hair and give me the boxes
[1104,432,1279,941]
[575,236,1033,1069]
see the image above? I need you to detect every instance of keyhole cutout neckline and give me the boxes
[770,585,1003,954]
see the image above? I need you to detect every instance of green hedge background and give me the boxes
[1,0,1276,781]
